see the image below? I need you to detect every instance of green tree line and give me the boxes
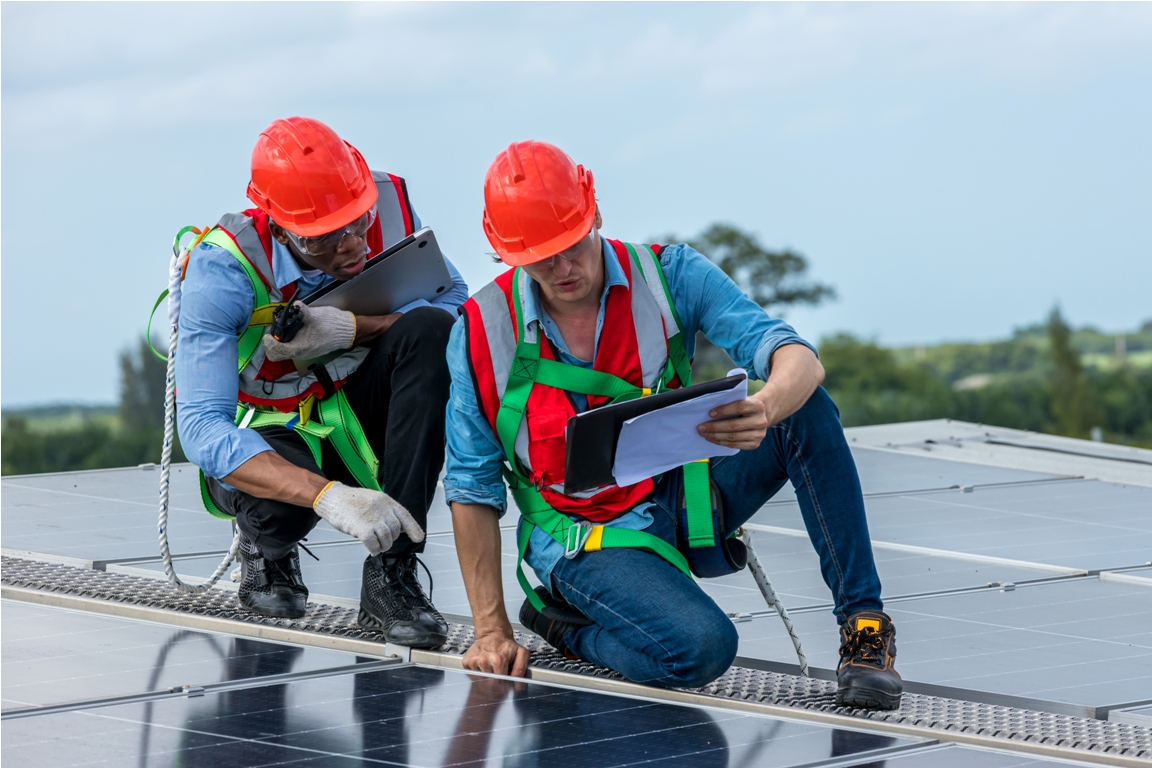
[674,224,1152,448]
[2,340,185,475]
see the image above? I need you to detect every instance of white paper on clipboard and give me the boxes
[611,369,748,488]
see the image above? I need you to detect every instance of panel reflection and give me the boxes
[5,637,912,768]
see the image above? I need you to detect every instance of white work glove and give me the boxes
[313,482,425,555]
[263,302,356,362]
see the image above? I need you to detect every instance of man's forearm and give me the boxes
[222,452,329,507]
[451,501,513,636]
[755,343,825,425]
[353,313,402,346]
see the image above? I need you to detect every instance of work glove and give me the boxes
[263,302,356,362]
[312,481,425,556]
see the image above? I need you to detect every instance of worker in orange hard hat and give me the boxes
[443,140,902,710]
[174,117,467,647]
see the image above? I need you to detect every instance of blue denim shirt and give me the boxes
[176,209,468,482]
[443,237,816,585]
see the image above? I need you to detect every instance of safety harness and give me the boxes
[151,226,383,522]
[493,243,727,612]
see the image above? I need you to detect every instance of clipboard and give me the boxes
[300,227,453,315]
[562,372,747,495]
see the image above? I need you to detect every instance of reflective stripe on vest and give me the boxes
[207,172,415,412]
[462,240,680,521]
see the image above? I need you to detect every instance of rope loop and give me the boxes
[158,238,240,594]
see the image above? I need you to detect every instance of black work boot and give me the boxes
[518,586,593,658]
[836,610,903,710]
[358,554,448,648]
[237,534,308,619]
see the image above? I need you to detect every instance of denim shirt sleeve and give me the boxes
[175,244,274,479]
[442,317,509,515]
[394,211,469,316]
[659,244,817,380]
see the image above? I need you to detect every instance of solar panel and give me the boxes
[3,426,1148,765]
[735,576,1152,713]
[876,743,1103,767]
[1,600,367,711]
[754,479,1152,572]
[2,663,929,767]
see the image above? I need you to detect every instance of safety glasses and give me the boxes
[285,206,377,257]
[535,224,597,271]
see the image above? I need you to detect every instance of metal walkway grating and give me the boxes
[3,555,1150,763]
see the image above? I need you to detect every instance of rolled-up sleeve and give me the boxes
[442,318,509,515]
[660,244,817,381]
[175,245,273,480]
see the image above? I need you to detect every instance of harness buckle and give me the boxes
[563,520,593,559]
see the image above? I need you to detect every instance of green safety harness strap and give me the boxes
[157,224,381,519]
[147,226,286,373]
[198,389,381,520]
[493,245,718,613]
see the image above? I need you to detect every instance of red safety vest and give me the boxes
[209,171,416,412]
[462,240,686,523]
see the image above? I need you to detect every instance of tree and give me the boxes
[682,223,835,314]
[659,223,835,381]
[1046,306,1100,437]
[119,338,168,432]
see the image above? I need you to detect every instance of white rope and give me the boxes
[739,529,810,677]
[158,245,240,593]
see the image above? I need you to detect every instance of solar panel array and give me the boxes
[3,423,1149,765]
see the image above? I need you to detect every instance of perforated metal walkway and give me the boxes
[3,555,1149,766]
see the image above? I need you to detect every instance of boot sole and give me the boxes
[239,600,306,620]
[358,607,447,649]
[835,686,902,711]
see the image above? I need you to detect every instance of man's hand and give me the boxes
[697,397,770,450]
[463,630,531,677]
[263,302,356,361]
[696,344,825,452]
[313,482,425,555]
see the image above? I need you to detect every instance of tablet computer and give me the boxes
[300,227,453,316]
[562,372,747,495]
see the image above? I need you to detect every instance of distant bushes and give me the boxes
[820,310,1152,447]
[1,416,181,475]
[2,340,184,476]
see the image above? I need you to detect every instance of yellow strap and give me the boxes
[583,525,605,552]
[298,394,315,427]
[249,302,288,327]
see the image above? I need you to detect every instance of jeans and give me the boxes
[206,307,455,560]
[549,387,882,688]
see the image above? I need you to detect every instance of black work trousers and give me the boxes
[206,307,455,561]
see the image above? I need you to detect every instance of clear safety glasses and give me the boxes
[285,206,377,256]
[536,223,597,270]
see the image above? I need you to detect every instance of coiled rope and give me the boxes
[157,229,239,593]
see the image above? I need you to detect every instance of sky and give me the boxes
[2,2,1150,407]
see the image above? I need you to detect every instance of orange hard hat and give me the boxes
[246,117,378,238]
[482,141,596,267]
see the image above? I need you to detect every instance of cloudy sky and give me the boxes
[3,2,1150,406]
